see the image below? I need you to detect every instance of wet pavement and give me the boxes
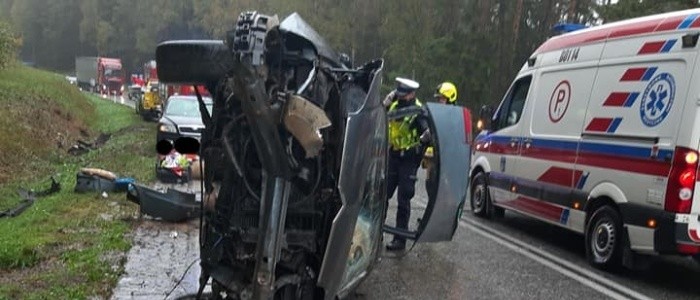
[111,170,700,300]
[110,218,202,300]
[111,181,206,300]
[110,170,594,300]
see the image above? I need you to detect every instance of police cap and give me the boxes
[395,77,420,96]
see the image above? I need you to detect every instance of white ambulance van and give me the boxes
[470,8,700,270]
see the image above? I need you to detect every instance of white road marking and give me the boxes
[461,217,653,300]
[412,199,653,300]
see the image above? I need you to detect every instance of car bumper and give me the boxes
[620,203,700,255]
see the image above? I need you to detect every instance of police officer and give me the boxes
[385,77,430,251]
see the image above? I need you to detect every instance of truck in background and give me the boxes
[137,59,211,121]
[144,59,157,83]
[75,56,125,95]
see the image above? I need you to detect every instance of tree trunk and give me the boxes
[569,0,578,23]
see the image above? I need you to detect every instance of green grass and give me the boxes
[0,66,156,299]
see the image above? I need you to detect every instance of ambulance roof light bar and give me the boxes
[552,23,588,35]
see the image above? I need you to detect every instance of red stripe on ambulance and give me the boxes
[537,167,584,187]
[534,12,699,54]
[603,93,630,106]
[692,17,700,28]
[621,68,647,81]
[638,41,665,54]
[585,118,613,132]
[501,197,563,222]
[656,15,686,31]
[609,19,660,38]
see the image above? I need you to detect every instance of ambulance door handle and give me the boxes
[509,138,519,148]
[523,138,532,149]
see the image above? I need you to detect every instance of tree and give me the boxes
[598,0,700,22]
[2,0,698,109]
[0,20,20,69]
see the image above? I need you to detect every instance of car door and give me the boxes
[383,102,473,243]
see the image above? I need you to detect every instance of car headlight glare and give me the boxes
[159,124,177,133]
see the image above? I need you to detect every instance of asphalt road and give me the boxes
[353,170,700,300]
[101,94,135,109]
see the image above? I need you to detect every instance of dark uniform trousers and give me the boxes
[386,146,423,243]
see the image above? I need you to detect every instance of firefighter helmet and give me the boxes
[434,82,457,103]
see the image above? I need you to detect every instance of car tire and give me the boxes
[470,172,491,218]
[585,205,623,270]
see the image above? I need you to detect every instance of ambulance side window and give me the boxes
[493,76,532,131]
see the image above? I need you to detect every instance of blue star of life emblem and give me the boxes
[640,73,675,127]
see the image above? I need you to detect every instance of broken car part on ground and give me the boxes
[0,176,60,218]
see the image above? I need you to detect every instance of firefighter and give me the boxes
[434,82,458,105]
[424,82,458,163]
[385,77,431,251]
[423,82,459,200]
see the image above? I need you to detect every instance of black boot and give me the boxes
[386,239,406,251]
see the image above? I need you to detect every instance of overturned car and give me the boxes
[155,11,472,300]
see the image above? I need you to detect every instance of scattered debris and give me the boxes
[67,133,111,155]
[0,176,60,218]
[74,168,135,193]
[157,151,199,184]
[80,167,117,180]
[130,183,200,222]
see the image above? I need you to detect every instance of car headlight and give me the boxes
[159,123,177,133]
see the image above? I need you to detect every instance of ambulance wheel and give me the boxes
[470,172,491,218]
[585,205,623,270]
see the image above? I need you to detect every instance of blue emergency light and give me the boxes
[552,23,588,34]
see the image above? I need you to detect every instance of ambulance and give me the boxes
[470,8,700,270]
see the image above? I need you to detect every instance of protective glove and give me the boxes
[383,90,396,107]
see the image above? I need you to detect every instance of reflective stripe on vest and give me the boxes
[388,99,422,150]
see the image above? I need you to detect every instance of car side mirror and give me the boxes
[477,105,494,131]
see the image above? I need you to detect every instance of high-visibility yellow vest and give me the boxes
[388,99,422,150]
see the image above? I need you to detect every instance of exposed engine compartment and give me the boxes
[169,12,385,299]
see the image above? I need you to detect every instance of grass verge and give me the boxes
[0,66,156,299]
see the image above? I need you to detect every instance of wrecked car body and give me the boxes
[155,11,472,300]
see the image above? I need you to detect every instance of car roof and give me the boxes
[167,95,213,102]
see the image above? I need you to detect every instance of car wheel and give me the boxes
[470,172,491,218]
[585,205,623,270]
